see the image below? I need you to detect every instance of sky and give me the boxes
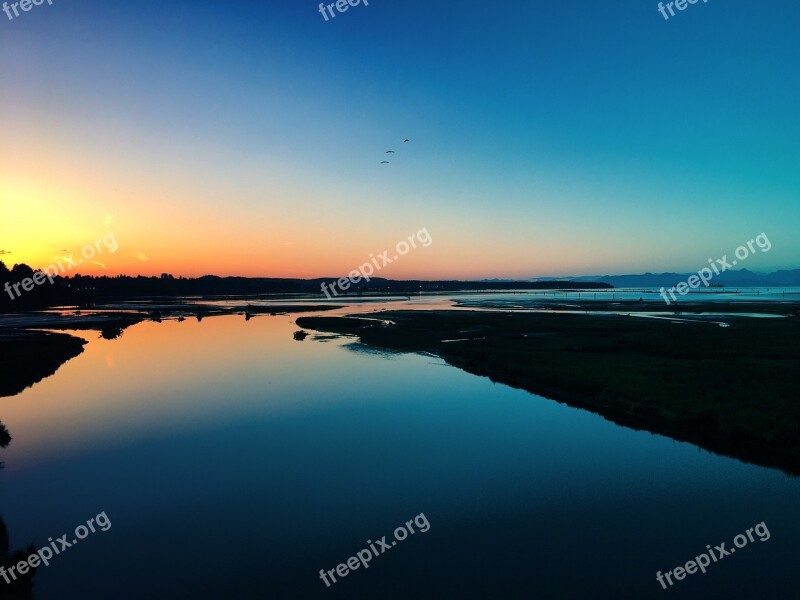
[1,0,798,279]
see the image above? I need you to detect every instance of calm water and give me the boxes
[1,301,798,599]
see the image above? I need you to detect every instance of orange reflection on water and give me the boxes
[1,314,351,471]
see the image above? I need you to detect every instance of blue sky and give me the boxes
[1,0,798,278]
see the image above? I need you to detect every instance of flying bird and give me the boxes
[404,139,410,143]
[386,150,395,154]
[381,161,390,164]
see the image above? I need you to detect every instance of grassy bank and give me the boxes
[297,309,800,474]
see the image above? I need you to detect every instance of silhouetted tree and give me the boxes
[0,423,9,448]
[0,516,36,599]
[9,265,33,281]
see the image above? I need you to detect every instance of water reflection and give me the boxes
[0,306,796,599]
[0,426,36,599]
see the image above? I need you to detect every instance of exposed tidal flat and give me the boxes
[298,299,800,475]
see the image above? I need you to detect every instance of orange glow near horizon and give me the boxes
[1,134,587,280]
[0,112,606,281]
[7,115,781,281]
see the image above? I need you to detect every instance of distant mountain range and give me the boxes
[527,268,800,288]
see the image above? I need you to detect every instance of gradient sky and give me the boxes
[1,0,798,279]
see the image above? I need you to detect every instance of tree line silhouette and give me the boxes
[0,259,611,313]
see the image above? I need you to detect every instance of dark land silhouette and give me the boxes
[0,259,611,313]
[0,516,36,599]
[0,332,87,398]
[537,268,800,288]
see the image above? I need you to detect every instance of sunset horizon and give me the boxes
[3,1,799,281]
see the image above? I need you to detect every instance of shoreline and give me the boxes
[0,302,342,398]
[3,298,798,474]
[297,304,800,475]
